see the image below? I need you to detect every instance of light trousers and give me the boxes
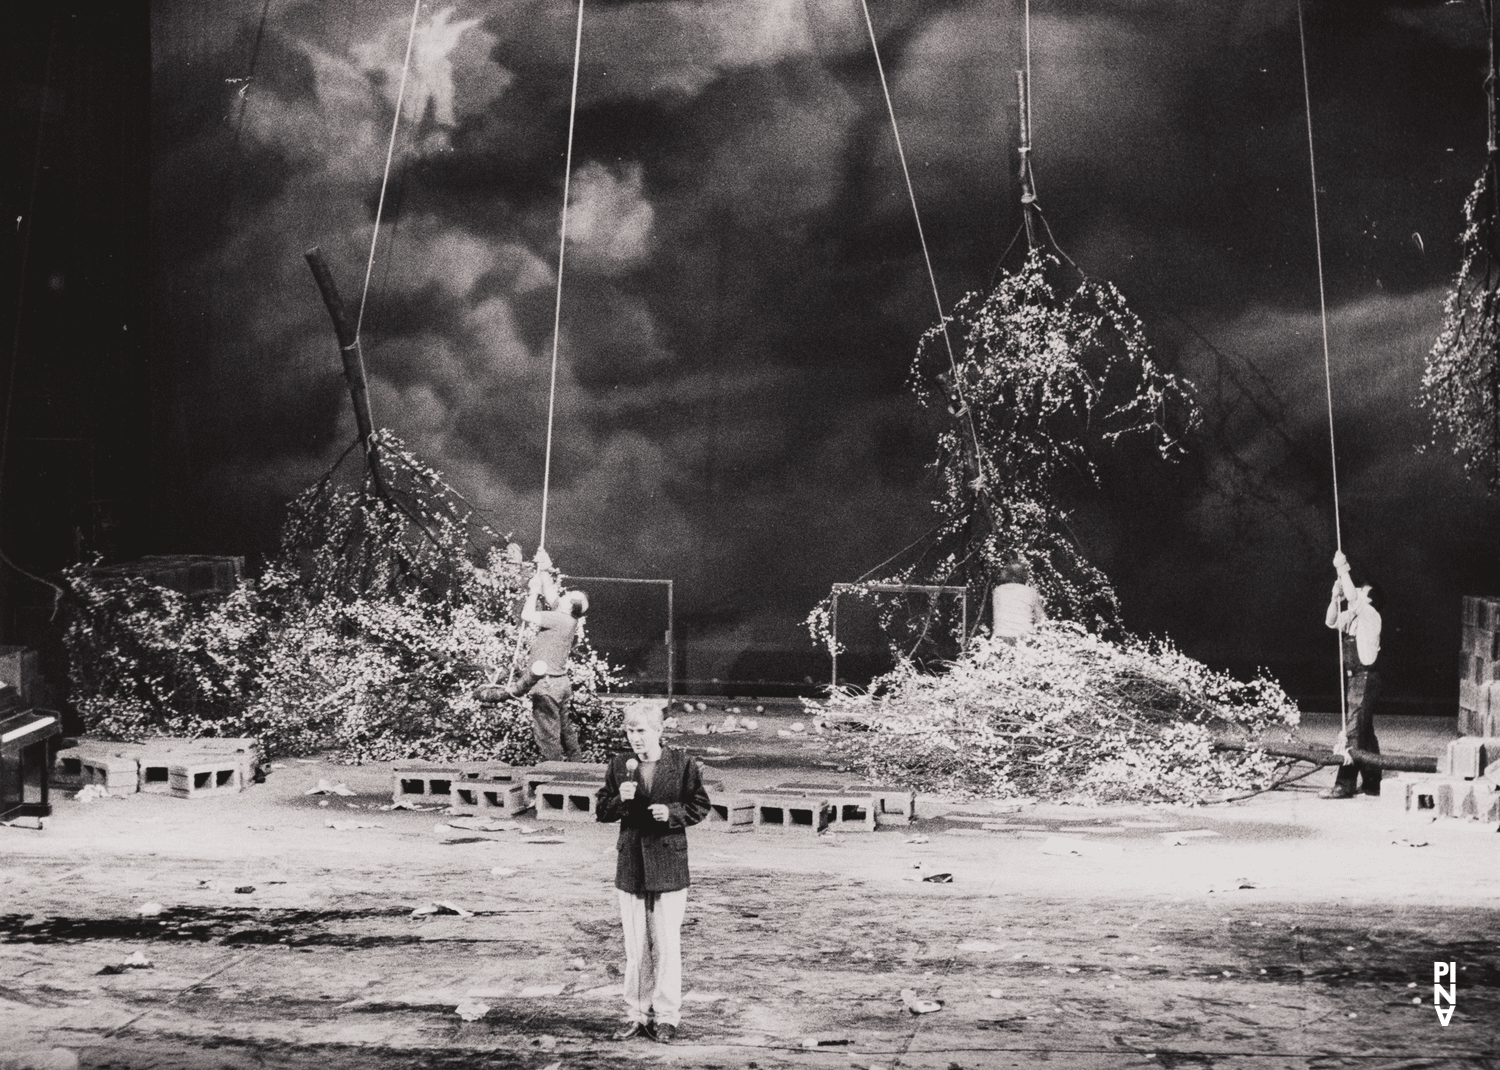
[618,887,687,1026]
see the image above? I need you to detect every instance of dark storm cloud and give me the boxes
[153,0,1494,685]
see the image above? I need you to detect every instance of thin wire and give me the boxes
[855,522,945,583]
[856,0,987,472]
[1035,205,1078,271]
[539,0,587,552]
[987,222,1026,286]
[354,0,424,347]
[1296,0,1348,737]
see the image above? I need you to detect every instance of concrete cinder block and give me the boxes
[476,781,527,814]
[1422,777,1484,819]
[846,783,916,826]
[1441,739,1482,779]
[450,765,527,812]
[1372,775,1406,812]
[1435,780,1458,818]
[1440,736,1500,779]
[522,772,556,804]
[1434,774,1470,816]
[825,794,877,833]
[167,758,242,799]
[52,746,84,789]
[57,740,136,789]
[703,796,754,831]
[392,763,462,806]
[80,754,140,795]
[459,763,517,783]
[1478,737,1500,778]
[1473,779,1500,823]
[99,737,264,792]
[529,761,607,781]
[1406,778,1440,815]
[534,779,601,821]
[752,791,831,833]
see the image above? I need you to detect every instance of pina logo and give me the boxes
[1433,961,1457,1026]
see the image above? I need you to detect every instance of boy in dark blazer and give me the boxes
[596,700,711,1042]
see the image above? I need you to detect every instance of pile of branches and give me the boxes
[810,623,1301,805]
[63,430,623,762]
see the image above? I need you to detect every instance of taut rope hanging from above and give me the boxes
[539,0,587,553]
[351,0,426,440]
[856,0,987,480]
[1295,0,1349,736]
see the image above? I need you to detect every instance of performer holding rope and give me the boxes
[506,549,589,762]
[1320,550,1384,799]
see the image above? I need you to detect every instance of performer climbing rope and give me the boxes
[1320,551,1384,798]
[500,548,590,762]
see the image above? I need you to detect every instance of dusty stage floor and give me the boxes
[1,702,1496,1070]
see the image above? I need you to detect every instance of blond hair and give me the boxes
[621,700,664,728]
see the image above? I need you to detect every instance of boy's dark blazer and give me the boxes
[596,746,711,893]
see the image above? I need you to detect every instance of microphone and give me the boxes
[622,758,639,804]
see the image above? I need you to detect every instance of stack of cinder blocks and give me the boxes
[388,758,908,837]
[530,762,609,822]
[393,762,528,814]
[1460,596,1500,737]
[55,737,261,798]
[1425,595,1500,823]
[522,759,603,816]
[734,781,914,835]
[1400,738,1500,822]
[391,760,614,820]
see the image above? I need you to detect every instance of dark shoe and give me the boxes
[654,1022,678,1043]
[1318,787,1355,799]
[611,1021,654,1041]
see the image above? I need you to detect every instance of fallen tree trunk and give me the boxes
[1215,740,1438,774]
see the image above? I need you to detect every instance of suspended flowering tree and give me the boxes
[1421,3,1500,489]
[916,248,1198,632]
[1422,148,1500,489]
[807,249,1197,674]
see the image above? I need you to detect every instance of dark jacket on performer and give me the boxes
[596,746,711,894]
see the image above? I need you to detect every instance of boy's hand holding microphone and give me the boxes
[619,758,669,821]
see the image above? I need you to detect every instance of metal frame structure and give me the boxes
[827,582,968,688]
[561,576,675,703]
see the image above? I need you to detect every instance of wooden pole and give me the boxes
[1016,70,1037,251]
[304,246,385,494]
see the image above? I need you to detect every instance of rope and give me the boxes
[350,0,424,416]
[856,0,987,476]
[539,0,587,552]
[1296,0,1348,739]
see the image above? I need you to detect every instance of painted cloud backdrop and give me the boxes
[150,0,1499,692]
